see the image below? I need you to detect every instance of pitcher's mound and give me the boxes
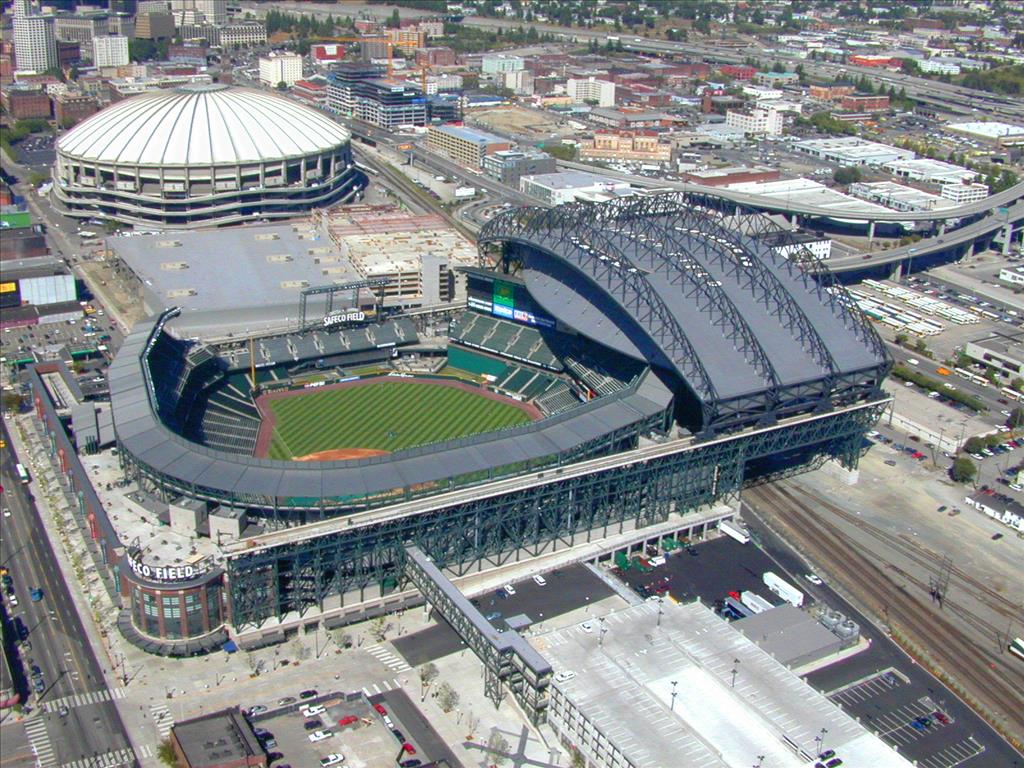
[294,448,390,462]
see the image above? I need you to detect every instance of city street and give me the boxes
[0,419,135,768]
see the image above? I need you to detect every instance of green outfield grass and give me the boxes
[266,380,533,460]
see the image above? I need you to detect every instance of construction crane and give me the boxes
[309,36,396,79]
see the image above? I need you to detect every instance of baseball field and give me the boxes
[259,378,538,461]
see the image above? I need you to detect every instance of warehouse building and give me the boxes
[793,137,915,167]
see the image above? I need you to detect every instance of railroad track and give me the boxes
[792,484,1022,624]
[751,483,1024,738]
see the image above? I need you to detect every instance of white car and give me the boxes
[804,573,823,586]
[532,575,547,586]
[503,583,516,596]
[2,508,10,518]
[580,621,594,633]
[309,730,333,742]
[554,670,576,683]
[9,594,19,607]
[320,755,345,767]
[301,705,326,717]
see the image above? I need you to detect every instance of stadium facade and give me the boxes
[51,84,361,228]
[37,195,889,651]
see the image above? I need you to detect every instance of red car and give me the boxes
[338,715,358,727]
[402,743,416,755]
[374,703,387,716]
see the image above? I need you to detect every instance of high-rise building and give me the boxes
[194,0,226,25]
[259,51,302,87]
[567,77,616,107]
[326,63,428,129]
[93,35,129,68]
[13,0,58,73]
[55,13,109,53]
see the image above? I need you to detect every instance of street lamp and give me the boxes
[816,727,828,757]
[670,680,678,712]
[731,659,740,688]
[598,617,608,648]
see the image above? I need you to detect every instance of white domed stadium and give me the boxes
[52,83,359,228]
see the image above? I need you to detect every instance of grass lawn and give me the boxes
[267,380,533,459]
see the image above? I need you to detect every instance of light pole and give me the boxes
[817,727,828,757]
[657,598,664,628]
[598,617,607,648]
[731,659,740,688]
[670,680,678,712]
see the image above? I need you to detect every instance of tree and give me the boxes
[156,738,179,767]
[387,8,401,28]
[963,436,987,454]
[833,166,861,185]
[436,681,459,712]
[487,731,511,766]
[950,456,976,483]
[419,661,439,701]
[1,392,24,412]
[1007,407,1024,429]
[28,171,48,187]
[276,81,288,90]
[571,747,586,768]
[370,616,388,641]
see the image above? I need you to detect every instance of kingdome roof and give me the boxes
[57,84,350,166]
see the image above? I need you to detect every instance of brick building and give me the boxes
[1,87,52,119]
[415,46,456,67]
[719,64,756,80]
[54,91,98,126]
[839,94,890,112]
[809,84,856,101]
[579,131,672,163]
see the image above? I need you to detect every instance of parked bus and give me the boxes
[719,519,751,544]
[15,463,29,484]
[1001,387,1024,403]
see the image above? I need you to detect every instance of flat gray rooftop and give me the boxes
[534,600,912,768]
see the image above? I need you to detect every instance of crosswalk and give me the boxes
[43,687,127,713]
[24,717,57,768]
[360,677,404,697]
[364,643,411,672]
[60,747,135,768]
[150,703,174,739]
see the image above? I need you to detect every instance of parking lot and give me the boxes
[249,690,432,768]
[15,133,56,167]
[613,534,818,612]
[392,563,615,667]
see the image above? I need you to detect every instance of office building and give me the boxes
[579,132,672,163]
[258,51,302,87]
[482,148,556,188]
[426,124,510,171]
[1,86,52,119]
[725,107,783,136]
[940,182,989,204]
[567,76,616,107]
[54,90,99,127]
[216,22,266,49]
[93,35,129,68]
[135,10,174,40]
[326,63,428,129]
[481,54,524,74]
[520,170,632,205]
[54,12,108,53]
[13,0,58,73]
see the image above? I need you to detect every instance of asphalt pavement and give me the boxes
[0,419,135,768]
[744,504,1022,768]
[371,688,461,768]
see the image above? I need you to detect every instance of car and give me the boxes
[277,696,296,706]
[399,761,422,768]
[301,705,326,717]
[337,715,359,727]
[818,750,835,760]
[686,546,699,556]
[402,743,416,755]
[319,755,344,766]
[247,705,268,716]
[263,738,277,749]
[308,730,333,742]
[299,689,318,699]
[804,573,823,585]
[992,532,1004,540]
[580,621,594,633]
[934,711,951,725]
[826,760,843,768]
[555,670,576,683]
[503,584,516,596]
[495,588,508,600]
[374,703,387,716]
[254,728,271,738]
[33,677,45,693]
[58,706,69,717]
[304,719,323,730]
[391,728,405,741]
[9,594,18,607]
[2,508,9,517]
[532,574,547,586]
[30,588,43,602]
[383,715,394,729]
[485,611,502,621]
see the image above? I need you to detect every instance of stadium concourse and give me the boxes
[35,195,891,651]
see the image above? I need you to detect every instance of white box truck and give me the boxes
[763,571,804,607]
[740,591,774,615]
[719,519,750,544]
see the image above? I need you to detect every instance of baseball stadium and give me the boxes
[103,194,891,633]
